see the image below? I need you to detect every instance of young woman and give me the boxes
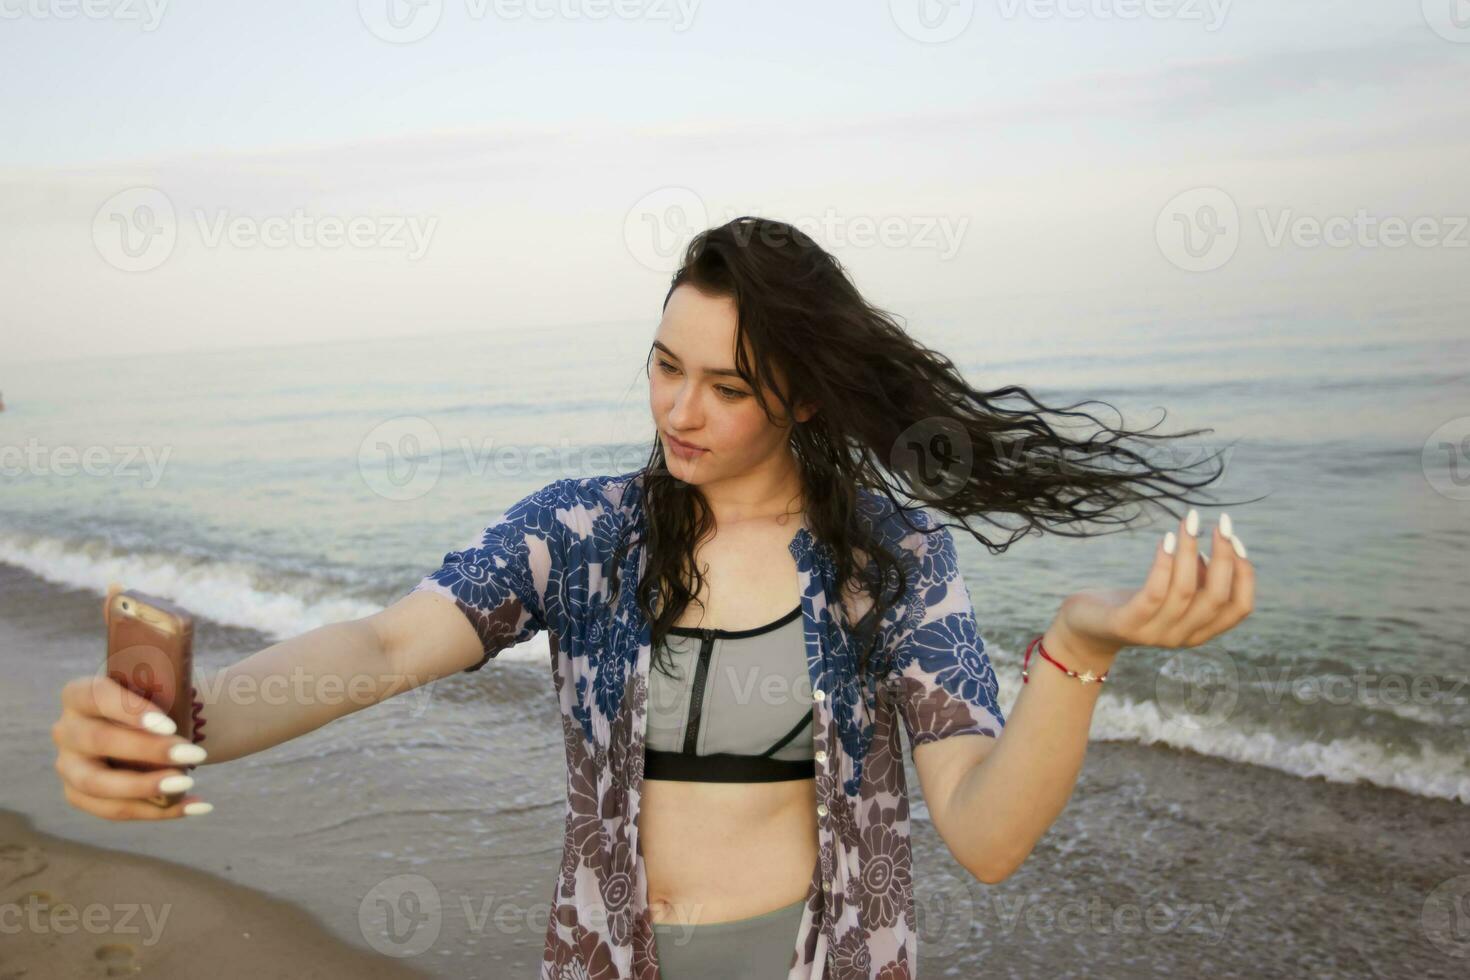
[51,217,1253,979]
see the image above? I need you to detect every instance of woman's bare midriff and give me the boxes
[641,510,817,925]
[642,775,818,925]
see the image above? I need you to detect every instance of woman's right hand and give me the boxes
[51,675,213,821]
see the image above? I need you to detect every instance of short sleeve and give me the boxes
[405,478,574,673]
[886,520,1006,747]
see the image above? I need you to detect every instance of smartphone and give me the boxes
[103,586,195,807]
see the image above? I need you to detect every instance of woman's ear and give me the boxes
[794,401,819,424]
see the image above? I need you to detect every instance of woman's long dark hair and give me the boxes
[609,216,1226,691]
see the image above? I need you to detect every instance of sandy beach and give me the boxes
[0,809,430,979]
[3,560,1467,978]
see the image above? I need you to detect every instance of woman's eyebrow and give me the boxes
[651,340,743,378]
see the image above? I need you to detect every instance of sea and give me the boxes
[2,308,1467,811]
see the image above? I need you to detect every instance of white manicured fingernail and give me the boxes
[1185,509,1200,537]
[141,711,176,736]
[183,801,213,817]
[168,743,207,765]
[158,774,194,794]
[1163,531,1177,555]
[1219,512,1233,539]
[1229,534,1247,559]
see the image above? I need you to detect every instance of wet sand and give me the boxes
[3,561,1467,978]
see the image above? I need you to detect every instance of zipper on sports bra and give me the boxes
[681,629,717,755]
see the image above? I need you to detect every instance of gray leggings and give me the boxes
[651,896,806,979]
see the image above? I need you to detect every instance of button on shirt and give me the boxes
[407,470,1006,979]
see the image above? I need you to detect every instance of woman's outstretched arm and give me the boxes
[914,628,1119,883]
[192,591,481,765]
[51,590,482,819]
[917,510,1254,883]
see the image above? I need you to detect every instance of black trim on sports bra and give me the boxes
[760,714,812,758]
[643,750,815,783]
[665,603,802,639]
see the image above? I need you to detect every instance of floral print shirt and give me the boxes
[406,470,1006,979]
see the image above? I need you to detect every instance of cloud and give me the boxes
[1063,32,1468,117]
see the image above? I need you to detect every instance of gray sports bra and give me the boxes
[644,604,815,782]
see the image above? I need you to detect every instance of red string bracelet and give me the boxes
[1023,635,1110,685]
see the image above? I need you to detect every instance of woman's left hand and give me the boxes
[1048,509,1255,662]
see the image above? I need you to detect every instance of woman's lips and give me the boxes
[664,433,708,458]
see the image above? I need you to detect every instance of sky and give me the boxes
[1,0,1467,364]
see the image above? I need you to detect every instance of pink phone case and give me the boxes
[104,587,195,807]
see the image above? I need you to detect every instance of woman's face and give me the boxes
[648,284,811,485]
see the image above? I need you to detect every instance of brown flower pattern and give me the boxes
[856,801,912,929]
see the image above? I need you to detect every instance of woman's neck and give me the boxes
[694,452,806,529]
